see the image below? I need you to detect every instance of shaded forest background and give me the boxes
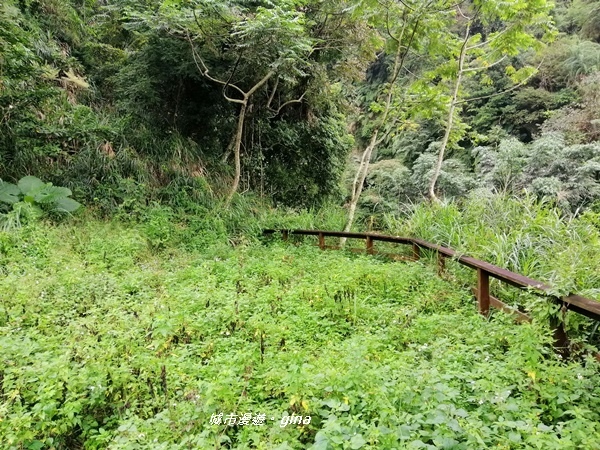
[1,0,600,222]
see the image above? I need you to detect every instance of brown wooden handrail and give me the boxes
[263,229,600,322]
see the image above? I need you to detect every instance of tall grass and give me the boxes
[385,193,599,295]
[381,192,600,339]
[113,192,348,255]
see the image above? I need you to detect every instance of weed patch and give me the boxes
[0,221,599,449]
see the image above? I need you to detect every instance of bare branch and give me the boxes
[384,7,407,44]
[457,5,470,20]
[186,32,246,103]
[224,51,244,96]
[403,65,418,77]
[456,62,542,104]
[378,16,419,126]
[246,70,276,98]
[462,55,508,73]
[269,92,307,117]
[396,0,416,12]
[436,0,469,12]
[466,27,511,50]
[385,10,399,44]
[266,77,279,110]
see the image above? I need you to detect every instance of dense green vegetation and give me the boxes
[1,219,600,449]
[387,194,600,340]
[2,0,600,448]
[2,0,598,212]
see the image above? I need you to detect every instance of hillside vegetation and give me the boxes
[1,0,600,214]
[2,1,600,448]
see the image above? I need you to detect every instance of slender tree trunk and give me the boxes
[428,23,471,202]
[341,43,403,241]
[221,132,237,163]
[341,131,379,245]
[222,71,274,206]
[188,37,276,205]
[341,16,418,242]
[226,101,247,206]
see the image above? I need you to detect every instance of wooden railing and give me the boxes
[263,229,600,324]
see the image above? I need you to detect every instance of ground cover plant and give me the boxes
[3,0,600,447]
[1,219,600,449]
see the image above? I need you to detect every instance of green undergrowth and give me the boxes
[1,220,600,449]
[380,193,600,341]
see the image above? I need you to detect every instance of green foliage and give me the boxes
[475,132,600,210]
[411,146,478,199]
[557,0,600,43]
[355,142,477,222]
[359,159,415,214]
[1,0,363,213]
[385,192,600,336]
[493,88,577,141]
[1,218,599,448]
[541,72,600,143]
[538,37,600,89]
[0,176,81,230]
[16,176,81,212]
[474,137,528,194]
[254,115,354,207]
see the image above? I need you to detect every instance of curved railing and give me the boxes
[263,229,600,324]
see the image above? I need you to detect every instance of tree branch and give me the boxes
[396,0,416,12]
[266,77,279,110]
[466,27,511,50]
[457,5,471,20]
[462,55,508,73]
[247,69,276,98]
[269,92,306,117]
[436,0,469,13]
[186,32,246,103]
[456,62,542,105]
[224,50,244,96]
[384,7,409,44]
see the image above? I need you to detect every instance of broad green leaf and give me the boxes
[27,440,44,450]
[18,176,46,196]
[35,186,73,204]
[53,197,82,213]
[350,434,366,449]
[0,181,20,204]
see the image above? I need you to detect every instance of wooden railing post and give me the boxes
[282,230,289,241]
[477,268,490,317]
[412,243,420,261]
[318,232,325,250]
[366,235,374,255]
[550,303,570,358]
[437,251,445,275]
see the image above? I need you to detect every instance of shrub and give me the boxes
[0,176,81,230]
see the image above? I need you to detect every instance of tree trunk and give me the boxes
[341,18,415,242]
[341,131,379,245]
[188,37,276,205]
[222,71,273,205]
[428,23,470,202]
[221,132,237,163]
[225,101,247,206]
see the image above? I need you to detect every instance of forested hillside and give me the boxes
[2,0,599,216]
[2,1,600,449]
